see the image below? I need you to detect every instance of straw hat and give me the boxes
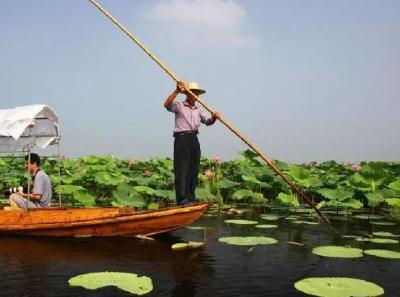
[186,81,206,94]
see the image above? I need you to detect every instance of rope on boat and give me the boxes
[87,0,332,226]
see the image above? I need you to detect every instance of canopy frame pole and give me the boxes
[88,0,331,225]
[57,137,62,207]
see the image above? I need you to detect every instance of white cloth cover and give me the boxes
[0,105,60,153]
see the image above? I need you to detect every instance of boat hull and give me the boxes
[0,203,209,237]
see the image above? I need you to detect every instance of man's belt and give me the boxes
[173,130,198,137]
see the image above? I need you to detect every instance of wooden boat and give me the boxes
[0,202,209,237]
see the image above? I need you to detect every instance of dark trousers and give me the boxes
[174,133,201,204]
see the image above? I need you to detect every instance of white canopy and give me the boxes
[0,105,60,153]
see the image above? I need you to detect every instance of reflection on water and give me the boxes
[0,210,399,296]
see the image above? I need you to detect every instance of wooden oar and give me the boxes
[88,0,331,225]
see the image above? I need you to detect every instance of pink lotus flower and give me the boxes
[212,155,220,163]
[204,169,215,180]
[352,163,362,171]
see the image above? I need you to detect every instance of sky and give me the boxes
[1,0,399,162]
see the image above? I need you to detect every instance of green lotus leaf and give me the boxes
[385,198,400,208]
[73,190,96,207]
[294,277,384,297]
[317,188,354,201]
[364,249,400,259]
[355,237,399,244]
[286,165,323,188]
[277,192,300,207]
[241,175,260,185]
[117,195,146,208]
[239,149,260,161]
[133,186,156,197]
[219,236,278,246]
[195,187,215,200]
[147,202,159,210]
[312,246,363,258]
[94,171,124,186]
[370,221,396,226]
[388,179,400,194]
[217,178,239,189]
[231,189,254,201]
[366,192,385,207]
[341,199,363,209]
[113,183,135,199]
[68,272,153,295]
[372,231,399,238]
[224,219,258,225]
[55,185,84,195]
[251,192,267,203]
[255,224,278,228]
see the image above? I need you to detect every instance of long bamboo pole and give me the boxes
[88,0,331,225]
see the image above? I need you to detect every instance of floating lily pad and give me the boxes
[364,249,400,259]
[219,236,277,246]
[68,272,153,295]
[312,246,363,258]
[322,210,350,216]
[260,214,279,221]
[186,226,207,230]
[292,220,319,225]
[294,277,384,297]
[355,238,399,244]
[255,224,278,229]
[287,241,304,246]
[171,241,204,251]
[290,208,313,213]
[341,235,359,239]
[372,231,400,238]
[285,216,301,220]
[224,219,258,225]
[370,221,396,226]
[353,214,384,220]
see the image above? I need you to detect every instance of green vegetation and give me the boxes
[1,151,399,219]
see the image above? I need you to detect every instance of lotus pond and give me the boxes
[1,153,400,295]
[0,206,399,296]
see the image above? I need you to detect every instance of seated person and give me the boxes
[9,153,52,210]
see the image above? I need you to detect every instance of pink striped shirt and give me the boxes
[166,100,214,132]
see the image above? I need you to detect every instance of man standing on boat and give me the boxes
[8,153,52,210]
[164,81,219,205]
